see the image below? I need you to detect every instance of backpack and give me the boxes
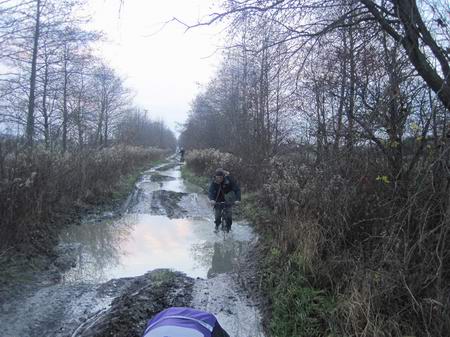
[142,307,229,337]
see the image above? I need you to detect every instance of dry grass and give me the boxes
[185,148,268,187]
[186,148,450,337]
[0,145,167,253]
[263,154,450,336]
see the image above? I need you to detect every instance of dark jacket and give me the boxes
[208,175,241,202]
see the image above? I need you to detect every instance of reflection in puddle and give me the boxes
[208,241,244,278]
[156,168,203,193]
[61,165,255,283]
[62,213,254,282]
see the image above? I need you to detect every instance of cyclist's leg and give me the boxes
[221,211,226,231]
[224,206,232,232]
[214,206,221,231]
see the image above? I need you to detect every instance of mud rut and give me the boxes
[0,158,265,337]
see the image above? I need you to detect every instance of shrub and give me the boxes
[0,145,167,253]
[186,146,450,336]
[185,148,264,188]
[261,153,450,336]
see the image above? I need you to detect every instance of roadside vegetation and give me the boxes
[184,143,449,336]
[179,1,450,335]
[181,165,209,192]
[183,150,338,336]
[0,146,168,255]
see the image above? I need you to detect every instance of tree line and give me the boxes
[181,0,449,170]
[0,0,176,152]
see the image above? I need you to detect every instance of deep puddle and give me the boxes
[60,163,255,283]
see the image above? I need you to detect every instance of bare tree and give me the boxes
[25,0,41,148]
[92,64,130,148]
[191,0,448,111]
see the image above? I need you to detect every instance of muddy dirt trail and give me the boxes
[0,158,265,337]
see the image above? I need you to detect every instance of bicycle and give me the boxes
[212,201,236,233]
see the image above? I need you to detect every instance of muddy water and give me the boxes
[1,160,265,337]
[60,163,255,282]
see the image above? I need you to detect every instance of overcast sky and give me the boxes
[85,0,225,134]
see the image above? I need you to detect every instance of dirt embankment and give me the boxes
[75,270,193,337]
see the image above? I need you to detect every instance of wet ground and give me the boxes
[0,158,265,337]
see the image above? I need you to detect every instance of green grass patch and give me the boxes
[110,158,166,201]
[262,246,336,337]
[151,269,176,285]
[238,192,272,224]
[181,165,210,191]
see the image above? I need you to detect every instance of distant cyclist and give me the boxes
[179,147,185,162]
[141,307,230,337]
[208,168,241,232]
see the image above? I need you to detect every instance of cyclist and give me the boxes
[208,168,241,232]
[179,147,185,162]
[141,307,230,337]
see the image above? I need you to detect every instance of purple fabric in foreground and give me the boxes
[142,307,217,337]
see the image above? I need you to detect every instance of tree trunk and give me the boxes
[104,113,108,147]
[76,73,85,151]
[26,0,41,148]
[360,0,450,112]
[334,31,347,152]
[346,24,356,153]
[42,60,49,149]
[62,44,69,153]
